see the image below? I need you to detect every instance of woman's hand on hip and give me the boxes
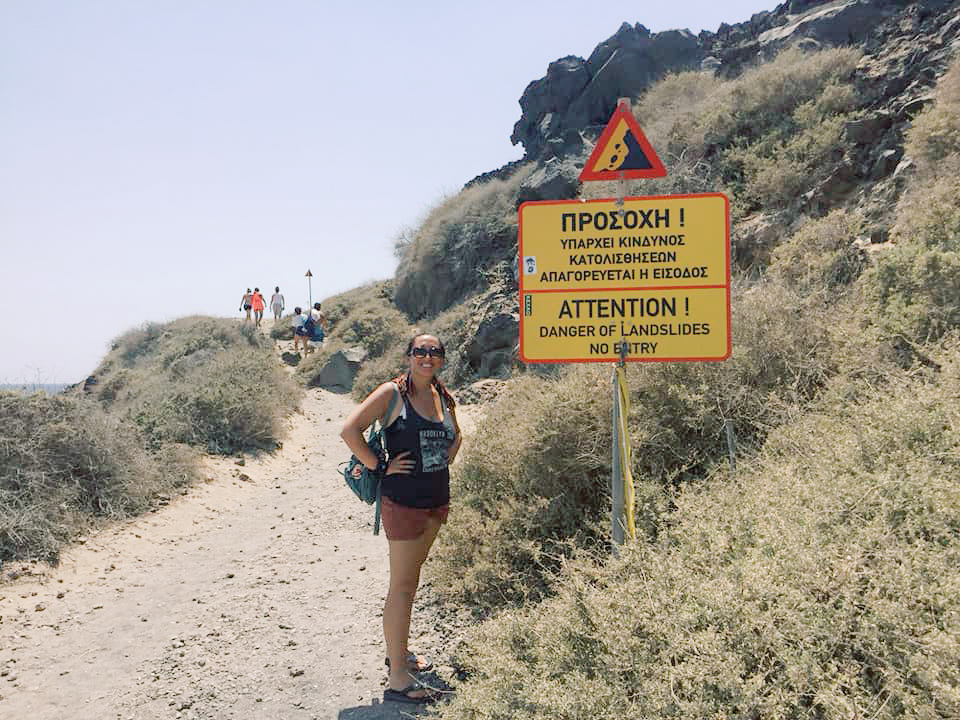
[386,451,414,476]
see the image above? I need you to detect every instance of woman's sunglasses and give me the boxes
[410,346,445,358]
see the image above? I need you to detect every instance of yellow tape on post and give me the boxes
[615,366,637,541]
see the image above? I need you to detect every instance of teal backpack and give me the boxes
[341,383,401,535]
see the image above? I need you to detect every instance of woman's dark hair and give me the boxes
[294,306,301,314]
[395,334,455,408]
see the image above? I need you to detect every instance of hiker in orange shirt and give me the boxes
[251,288,265,327]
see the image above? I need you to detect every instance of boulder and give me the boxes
[758,0,897,48]
[462,306,519,379]
[516,159,580,204]
[456,379,507,405]
[310,346,368,392]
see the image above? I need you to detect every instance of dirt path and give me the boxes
[0,378,475,719]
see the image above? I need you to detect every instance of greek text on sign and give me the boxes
[519,194,728,293]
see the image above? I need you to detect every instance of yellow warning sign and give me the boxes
[580,102,666,181]
[518,193,731,363]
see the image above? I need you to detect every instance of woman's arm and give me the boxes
[447,407,462,464]
[340,382,395,469]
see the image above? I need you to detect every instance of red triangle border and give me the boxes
[579,101,667,181]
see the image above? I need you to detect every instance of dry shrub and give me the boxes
[441,338,960,720]
[394,163,535,319]
[93,317,299,453]
[624,277,836,485]
[904,55,960,175]
[890,172,960,253]
[350,347,409,401]
[860,241,960,346]
[295,282,411,394]
[269,316,294,340]
[0,391,196,563]
[686,46,860,155]
[321,281,410,358]
[424,296,478,387]
[583,46,861,224]
[431,277,839,613]
[768,208,868,297]
[431,366,611,610]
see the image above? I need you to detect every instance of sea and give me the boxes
[0,383,69,395]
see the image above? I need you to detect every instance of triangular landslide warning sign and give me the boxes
[579,102,666,181]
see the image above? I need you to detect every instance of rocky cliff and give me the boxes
[511,0,959,167]
[389,0,960,387]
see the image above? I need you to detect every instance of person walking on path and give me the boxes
[291,307,308,354]
[309,302,328,344]
[270,287,285,320]
[340,334,461,706]
[239,288,253,323]
[251,288,265,327]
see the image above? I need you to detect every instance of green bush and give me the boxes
[0,392,196,563]
[440,340,960,720]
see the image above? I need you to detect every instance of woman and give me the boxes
[291,307,308,354]
[270,286,285,320]
[340,334,461,705]
[251,288,265,327]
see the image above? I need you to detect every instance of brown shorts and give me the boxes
[381,496,449,541]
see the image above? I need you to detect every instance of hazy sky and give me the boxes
[1,0,775,384]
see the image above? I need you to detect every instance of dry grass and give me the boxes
[1,316,301,563]
[582,46,862,226]
[0,391,196,563]
[394,163,535,319]
[438,338,960,720]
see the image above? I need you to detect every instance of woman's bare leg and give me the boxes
[384,517,441,693]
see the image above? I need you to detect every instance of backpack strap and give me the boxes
[371,381,400,537]
[380,381,402,429]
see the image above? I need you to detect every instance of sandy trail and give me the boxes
[1,378,472,719]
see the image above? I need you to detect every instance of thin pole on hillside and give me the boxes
[305,269,313,307]
[611,343,628,549]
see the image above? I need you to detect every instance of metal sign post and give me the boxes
[611,342,628,547]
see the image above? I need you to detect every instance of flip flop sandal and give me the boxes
[383,682,435,705]
[384,653,434,672]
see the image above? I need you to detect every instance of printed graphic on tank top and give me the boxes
[420,427,451,473]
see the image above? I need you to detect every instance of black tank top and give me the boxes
[382,392,456,508]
